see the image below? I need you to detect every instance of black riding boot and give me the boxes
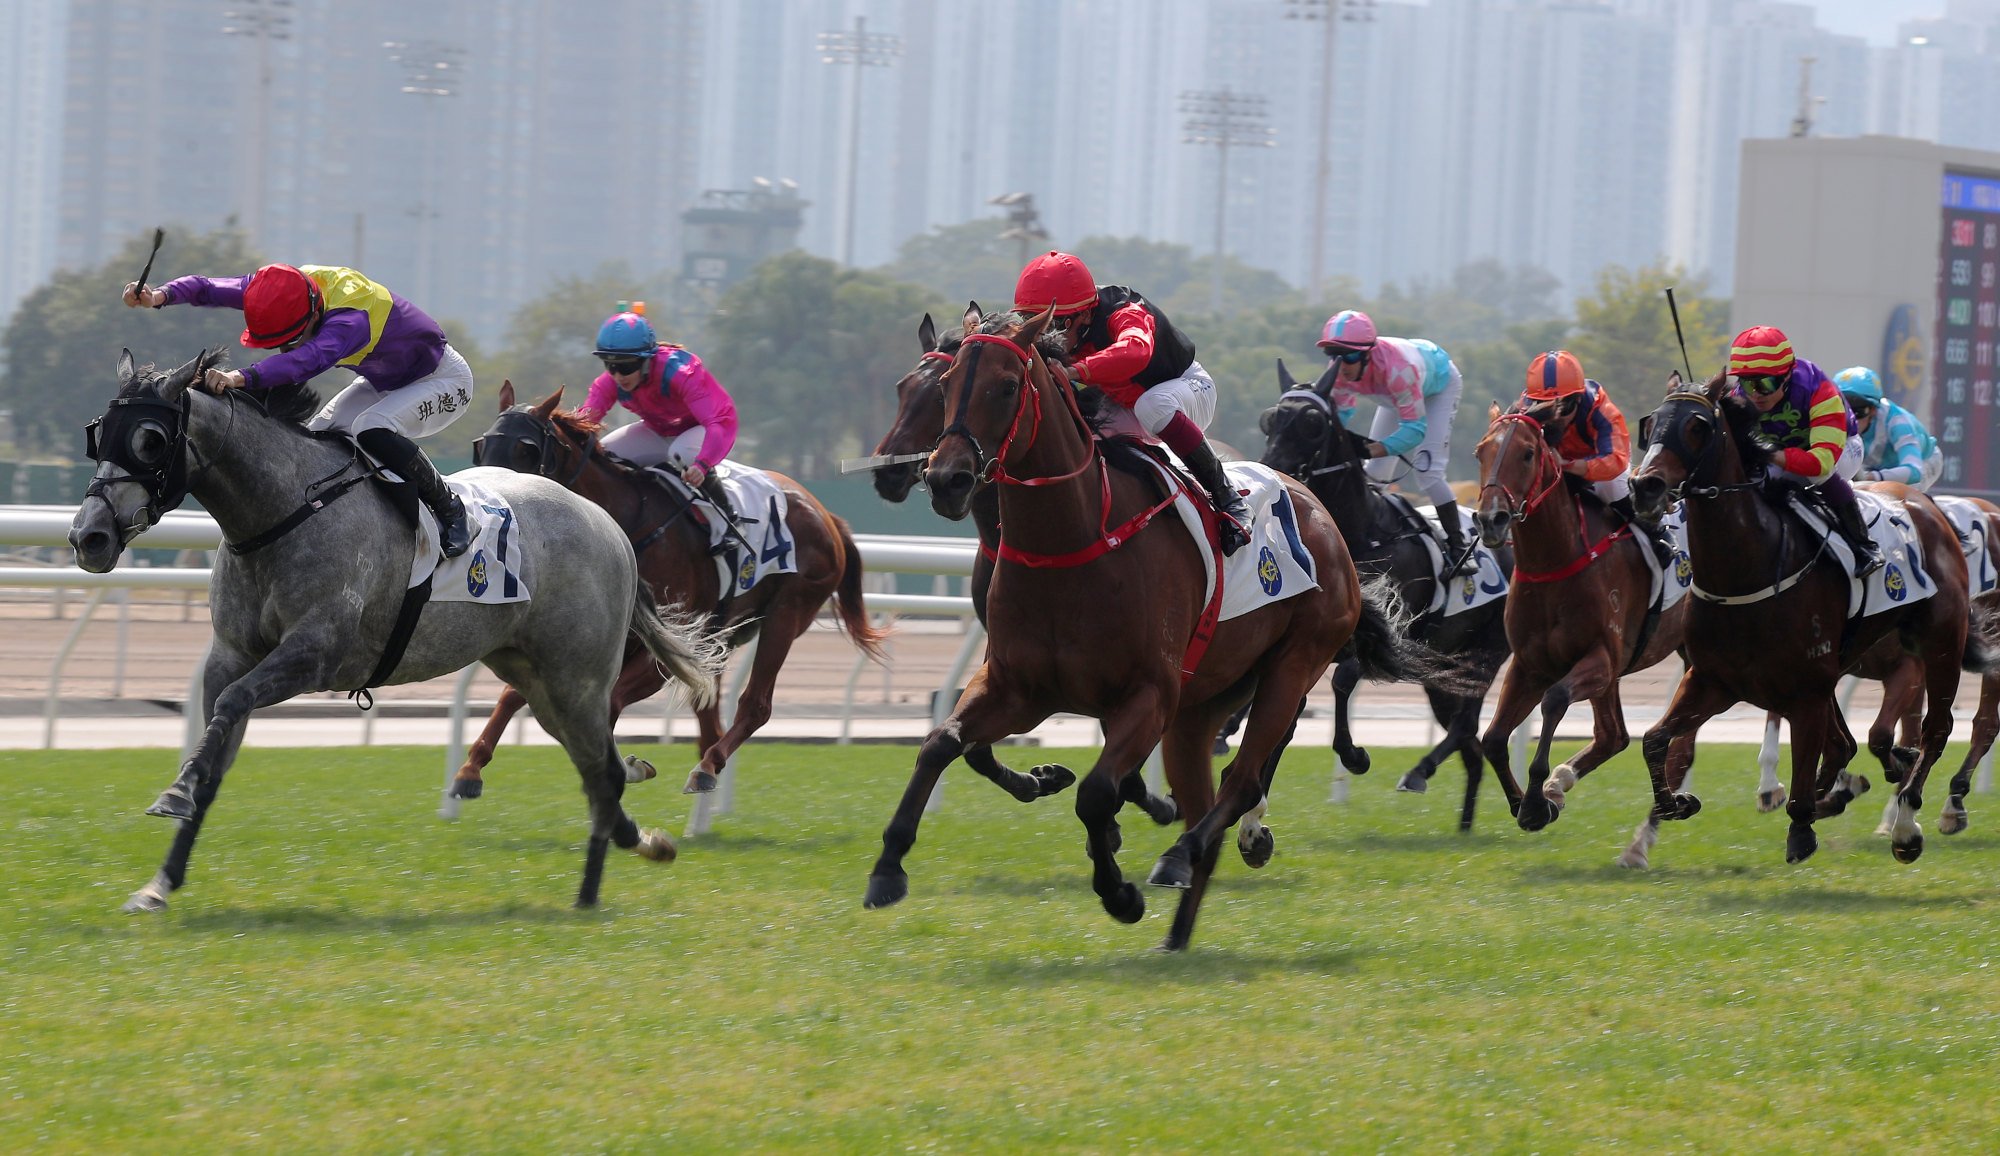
[356,427,470,559]
[1610,494,1675,570]
[696,471,737,525]
[1828,487,1886,577]
[1183,440,1252,556]
[1434,501,1478,577]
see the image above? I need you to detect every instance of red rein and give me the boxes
[1483,413,1630,584]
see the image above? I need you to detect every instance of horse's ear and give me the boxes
[1637,413,1654,448]
[1015,302,1057,349]
[1276,357,1297,392]
[918,313,938,353]
[964,301,982,331]
[117,349,136,387]
[498,380,515,411]
[1488,400,1502,421]
[159,350,209,398]
[1666,369,1683,393]
[534,387,564,417]
[1705,369,1730,399]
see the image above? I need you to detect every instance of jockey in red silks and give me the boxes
[576,304,742,522]
[1012,251,1251,555]
[124,263,473,556]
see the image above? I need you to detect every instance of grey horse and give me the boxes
[69,349,722,914]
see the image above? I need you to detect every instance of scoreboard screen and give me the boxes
[1938,170,2000,497]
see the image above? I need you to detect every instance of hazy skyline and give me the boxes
[1802,1,1953,44]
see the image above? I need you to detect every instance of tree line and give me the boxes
[1,221,1730,483]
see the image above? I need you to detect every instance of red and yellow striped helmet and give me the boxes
[1729,325,1795,378]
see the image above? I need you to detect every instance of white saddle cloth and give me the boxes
[411,476,532,605]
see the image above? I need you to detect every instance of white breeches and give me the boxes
[1130,360,1218,436]
[308,344,474,439]
[598,422,708,470]
[1364,362,1463,507]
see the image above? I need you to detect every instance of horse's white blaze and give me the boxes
[1617,819,1658,869]
[1638,442,1666,473]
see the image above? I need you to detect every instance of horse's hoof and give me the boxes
[1785,823,1818,864]
[682,768,718,794]
[1884,763,1905,785]
[1615,848,1650,870]
[1102,882,1145,924]
[1516,797,1551,833]
[1653,793,1701,822]
[863,872,908,910]
[1211,736,1230,757]
[1396,770,1429,794]
[1939,801,1969,836]
[624,756,657,785]
[573,893,600,910]
[121,889,167,914]
[1240,826,1275,870]
[1147,849,1194,890]
[1892,833,1925,864]
[1139,791,1179,827]
[1154,935,1188,954]
[1849,774,1872,796]
[1031,763,1077,798]
[145,786,196,821]
[634,828,677,862]
[1345,748,1372,776]
[1756,788,1785,813]
[448,777,484,800]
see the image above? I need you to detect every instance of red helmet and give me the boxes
[240,264,322,349]
[1728,325,1795,378]
[1013,251,1098,316]
[1524,351,1586,400]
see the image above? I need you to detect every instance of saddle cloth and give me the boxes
[1636,505,1694,615]
[1933,495,1998,596]
[1789,489,1937,618]
[411,476,532,605]
[1157,458,1319,621]
[1394,497,1508,617]
[643,460,799,598]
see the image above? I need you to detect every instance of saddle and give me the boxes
[1377,488,1445,554]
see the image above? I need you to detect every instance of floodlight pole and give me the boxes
[818,16,902,267]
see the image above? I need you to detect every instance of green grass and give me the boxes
[4,740,1999,1153]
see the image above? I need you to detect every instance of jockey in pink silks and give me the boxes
[577,305,742,521]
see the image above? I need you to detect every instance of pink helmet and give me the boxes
[1318,309,1378,352]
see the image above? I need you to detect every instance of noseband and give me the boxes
[936,332,1092,487]
[1479,412,1565,523]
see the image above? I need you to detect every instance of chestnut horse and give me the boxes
[866,308,1432,951]
[455,383,885,820]
[1472,400,1689,833]
[865,308,1180,823]
[1259,359,1512,830]
[1630,371,1984,866]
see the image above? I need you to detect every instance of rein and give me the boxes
[1483,413,1627,583]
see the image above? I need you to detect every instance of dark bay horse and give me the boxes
[71,351,720,912]
[867,308,1432,951]
[1473,400,1689,834]
[1259,359,1512,830]
[461,384,885,821]
[1630,371,1984,865]
[864,309,1180,823]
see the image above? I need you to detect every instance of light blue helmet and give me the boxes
[1834,366,1883,407]
[593,303,657,358]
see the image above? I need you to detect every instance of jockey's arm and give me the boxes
[1777,382,1849,478]
[674,358,739,470]
[1072,304,1155,390]
[1867,409,1929,484]
[240,310,371,389]
[574,371,618,424]
[1571,398,1631,482]
[157,273,251,309]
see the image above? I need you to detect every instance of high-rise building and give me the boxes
[0,0,67,322]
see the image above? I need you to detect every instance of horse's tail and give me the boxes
[830,513,890,662]
[629,576,726,710]
[1963,602,2000,676]
[1345,573,1482,695]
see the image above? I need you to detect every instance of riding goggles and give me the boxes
[1327,348,1369,365]
[1740,374,1787,396]
[598,354,648,376]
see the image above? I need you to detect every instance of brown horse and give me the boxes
[1472,400,1689,833]
[1630,371,1985,865]
[453,383,885,822]
[865,308,1432,951]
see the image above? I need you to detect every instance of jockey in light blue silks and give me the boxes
[1834,367,1944,491]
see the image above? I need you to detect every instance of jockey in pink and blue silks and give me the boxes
[1317,309,1474,575]
[576,305,742,521]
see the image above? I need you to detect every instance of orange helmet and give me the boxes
[1524,350,1586,400]
[1013,251,1098,316]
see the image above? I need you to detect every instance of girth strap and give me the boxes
[227,471,372,556]
[349,573,434,710]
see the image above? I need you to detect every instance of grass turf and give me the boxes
[3,740,1998,1153]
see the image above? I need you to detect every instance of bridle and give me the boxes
[1478,411,1566,525]
[1645,390,1760,502]
[473,409,590,489]
[936,332,1094,488]
[1261,388,1364,481]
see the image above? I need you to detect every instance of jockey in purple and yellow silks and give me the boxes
[1729,325,1883,576]
[123,263,472,556]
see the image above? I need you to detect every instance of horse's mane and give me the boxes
[548,407,604,439]
[120,355,322,430]
[531,406,681,487]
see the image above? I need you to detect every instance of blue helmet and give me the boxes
[1834,366,1883,407]
[594,307,657,358]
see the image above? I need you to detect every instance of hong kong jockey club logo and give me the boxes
[1257,546,1281,596]
[1674,551,1692,585]
[1884,562,1907,601]
[466,549,489,597]
[1461,574,1477,604]
[738,552,757,591]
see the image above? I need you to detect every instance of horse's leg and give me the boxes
[1476,663,1543,827]
[681,697,727,794]
[604,647,670,785]
[1327,656,1371,779]
[1518,649,1613,832]
[1621,670,1731,870]
[1865,659,1924,786]
[129,639,327,912]
[1398,683,1455,794]
[1755,711,1786,812]
[1941,670,1999,836]
[865,668,1043,910]
[962,743,1076,802]
[1152,709,1223,953]
[1813,693,1867,818]
[1077,688,1175,927]
[682,601,812,793]
[451,686,529,800]
[1541,654,1627,816]
[1450,693,1488,833]
[1887,642,1965,863]
[1782,703,1832,864]
[508,668,647,908]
